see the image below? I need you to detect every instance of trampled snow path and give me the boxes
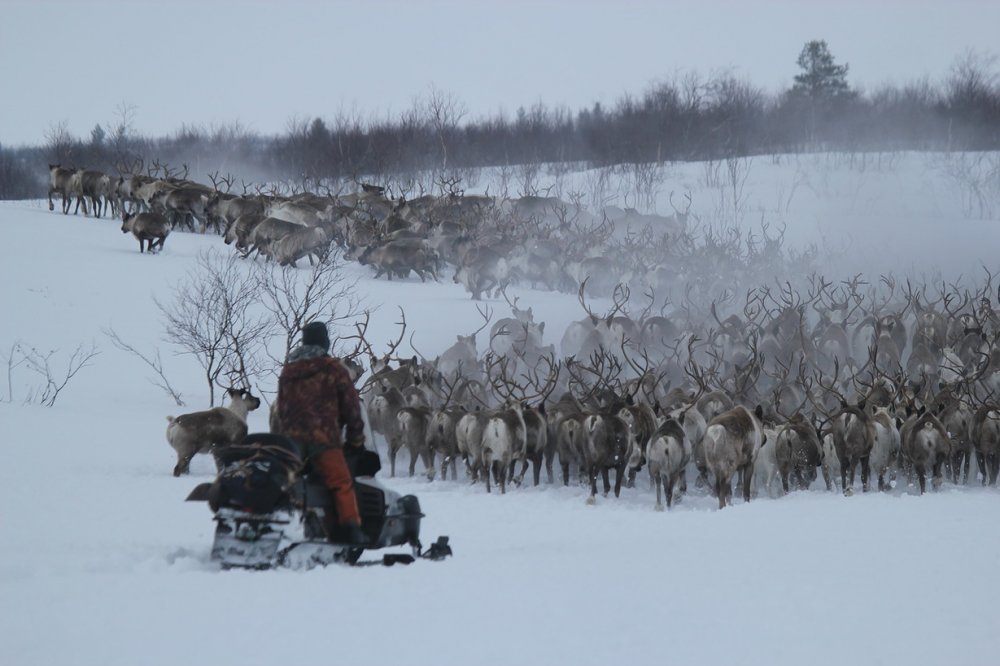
[1,155,999,666]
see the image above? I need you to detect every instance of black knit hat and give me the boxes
[301,321,330,351]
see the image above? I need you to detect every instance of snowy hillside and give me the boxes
[2,152,1000,666]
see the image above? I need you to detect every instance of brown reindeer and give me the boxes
[165,388,261,476]
[121,211,170,253]
[702,405,765,509]
[47,164,76,214]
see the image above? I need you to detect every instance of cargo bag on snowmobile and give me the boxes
[186,434,303,568]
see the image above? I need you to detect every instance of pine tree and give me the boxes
[792,40,853,100]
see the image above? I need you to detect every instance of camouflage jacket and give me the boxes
[276,345,365,454]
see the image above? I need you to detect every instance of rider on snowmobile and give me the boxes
[276,321,368,544]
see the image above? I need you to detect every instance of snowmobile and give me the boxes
[185,433,452,569]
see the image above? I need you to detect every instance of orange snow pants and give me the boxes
[314,448,361,526]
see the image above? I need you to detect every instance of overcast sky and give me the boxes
[2,0,998,147]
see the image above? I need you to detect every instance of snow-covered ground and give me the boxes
[2,153,1000,666]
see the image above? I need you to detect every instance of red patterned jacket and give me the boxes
[276,345,365,455]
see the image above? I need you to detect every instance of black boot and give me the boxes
[330,524,370,546]
[343,523,369,545]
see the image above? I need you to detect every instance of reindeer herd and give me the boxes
[341,270,1000,510]
[47,162,709,304]
[43,162,1000,509]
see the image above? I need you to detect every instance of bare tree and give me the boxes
[3,340,99,407]
[44,120,77,164]
[102,327,185,406]
[157,250,271,405]
[253,248,363,366]
[424,84,467,171]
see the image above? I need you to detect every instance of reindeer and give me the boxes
[546,392,584,484]
[869,405,901,491]
[488,289,541,359]
[773,414,822,493]
[434,305,492,379]
[165,388,261,476]
[812,360,876,495]
[456,409,489,482]
[486,351,560,487]
[149,187,212,233]
[243,217,304,259]
[71,169,108,217]
[630,414,690,510]
[453,246,509,300]
[426,407,464,481]
[819,429,842,492]
[899,407,950,493]
[752,429,781,498]
[269,226,331,267]
[579,411,634,504]
[559,279,627,359]
[701,405,765,509]
[479,402,527,494]
[969,400,1000,486]
[366,385,404,471]
[121,211,170,253]
[395,405,433,478]
[224,213,266,252]
[48,164,76,214]
[358,238,440,282]
[206,191,265,232]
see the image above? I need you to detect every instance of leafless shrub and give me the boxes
[102,327,185,406]
[627,160,665,212]
[515,162,540,197]
[157,250,270,405]
[253,248,364,367]
[934,151,1000,219]
[701,158,722,189]
[585,165,614,212]
[2,340,99,407]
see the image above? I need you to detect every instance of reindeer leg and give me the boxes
[585,467,598,504]
[742,462,753,503]
[601,467,611,497]
[174,451,194,477]
[561,462,570,486]
[861,455,871,492]
[975,451,987,485]
[932,459,945,490]
[666,473,677,509]
[424,450,436,481]
[389,443,398,477]
[654,474,664,511]
[613,463,624,498]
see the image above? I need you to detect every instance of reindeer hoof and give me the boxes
[585,496,596,506]
[843,487,854,497]
[655,504,665,512]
